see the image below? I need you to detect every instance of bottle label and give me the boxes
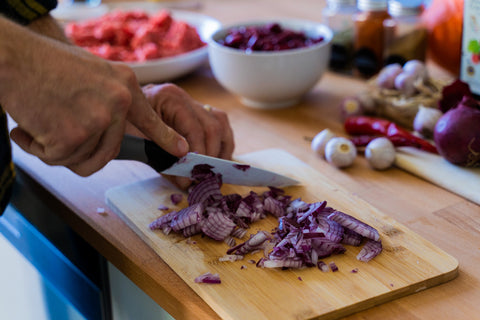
[460,0,480,97]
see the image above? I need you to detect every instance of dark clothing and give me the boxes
[0,108,14,215]
[0,0,57,24]
[0,0,58,215]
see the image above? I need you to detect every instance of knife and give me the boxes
[116,135,300,187]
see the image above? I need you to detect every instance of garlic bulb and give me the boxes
[324,137,357,168]
[413,105,443,139]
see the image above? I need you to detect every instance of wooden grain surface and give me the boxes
[106,149,458,320]
[7,1,480,319]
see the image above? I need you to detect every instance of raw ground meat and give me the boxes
[65,9,205,62]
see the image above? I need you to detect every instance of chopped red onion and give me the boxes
[158,204,169,211]
[219,254,244,262]
[187,175,222,206]
[150,164,383,272]
[227,231,272,255]
[327,211,380,241]
[149,210,177,230]
[201,208,236,241]
[170,193,183,205]
[194,272,221,284]
[329,261,339,272]
[170,203,204,232]
[342,228,363,246]
[357,239,383,262]
[182,223,202,237]
[317,261,329,272]
[233,164,251,171]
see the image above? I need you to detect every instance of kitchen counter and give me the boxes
[10,0,480,319]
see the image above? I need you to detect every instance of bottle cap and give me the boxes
[327,0,356,7]
[358,0,388,11]
[388,0,423,16]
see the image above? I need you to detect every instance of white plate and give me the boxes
[52,2,221,83]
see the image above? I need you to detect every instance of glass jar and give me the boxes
[353,0,390,77]
[322,0,357,72]
[383,0,428,66]
[460,0,480,98]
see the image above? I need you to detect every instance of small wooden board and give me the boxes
[395,147,480,206]
[106,149,458,320]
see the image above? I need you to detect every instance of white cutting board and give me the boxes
[395,147,480,206]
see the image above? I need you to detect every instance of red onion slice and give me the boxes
[194,272,221,284]
[227,231,271,255]
[327,211,380,241]
[357,239,383,262]
[201,208,236,241]
[187,175,222,206]
[149,210,177,230]
[170,203,204,232]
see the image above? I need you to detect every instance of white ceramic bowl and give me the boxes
[208,19,332,108]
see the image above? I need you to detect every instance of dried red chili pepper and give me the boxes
[345,116,437,154]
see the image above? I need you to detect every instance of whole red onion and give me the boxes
[434,96,480,167]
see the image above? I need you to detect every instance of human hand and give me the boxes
[1,18,188,176]
[129,83,235,188]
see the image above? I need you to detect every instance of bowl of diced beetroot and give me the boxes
[208,19,332,109]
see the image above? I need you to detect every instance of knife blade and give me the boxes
[116,135,300,187]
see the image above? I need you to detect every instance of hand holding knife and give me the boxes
[116,135,300,187]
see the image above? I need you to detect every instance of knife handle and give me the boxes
[116,134,179,172]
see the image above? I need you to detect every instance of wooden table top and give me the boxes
[11,1,479,319]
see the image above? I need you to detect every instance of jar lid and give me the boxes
[358,0,388,11]
[327,0,356,7]
[388,0,424,16]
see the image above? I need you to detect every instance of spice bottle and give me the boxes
[322,0,357,72]
[353,0,390,77]
[383,0,427,66]
[460,0,480,98]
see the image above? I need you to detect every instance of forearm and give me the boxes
[0,16,75,109]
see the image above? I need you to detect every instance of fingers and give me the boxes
[143,83,234,160]
[212,110,235,160]
[200,105,235,159]
[67,118,126,176]
[127,84,189,158]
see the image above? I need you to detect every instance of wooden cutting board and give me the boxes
[105,149,458,320]
[395,147,480,206]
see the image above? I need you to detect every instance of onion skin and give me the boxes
[433,96,480,167]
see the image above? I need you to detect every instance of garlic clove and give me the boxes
[413,105,443,139]
[365,137,396,170]
[311,129,336,158]
[324,137,357,168]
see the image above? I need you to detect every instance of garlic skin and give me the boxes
[311,129,336,158]
[402,60,428,81]
[355,91,377,114]
[394,72,417,96]
[413,105,443,139]
[376,63,403,89]
[365,137,396,170]
[324,137,357,168]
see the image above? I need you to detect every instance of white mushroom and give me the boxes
[324,137,357,168]
[365,137,396,170]
[311,129,336,158]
